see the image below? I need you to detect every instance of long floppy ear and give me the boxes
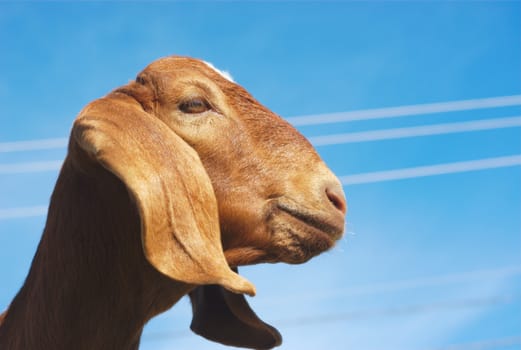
[189,268,282,349]
[71,89,255,296]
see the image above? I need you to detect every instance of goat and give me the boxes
[0,56,346,350]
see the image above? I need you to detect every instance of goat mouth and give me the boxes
[276,203,344,241]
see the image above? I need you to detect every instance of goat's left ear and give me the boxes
[71,89,255,296]
[190,268,282,350]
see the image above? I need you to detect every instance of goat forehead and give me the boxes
[145,56,234,82]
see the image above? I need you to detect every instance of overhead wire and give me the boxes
[0,155,519,219]
[0,160,63,174]
[1,115,520,175]
[340,155,521,185]
[309,116,521,146]
[139,293,521,343]
[286,94,521,126]
[425,336,521,350]
[1,94,520,152]
[0,206,48,220]
[0,137,67,153]
[252,265,521,306]
[0,96,520,216]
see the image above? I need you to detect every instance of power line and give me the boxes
[287,95,521,126]
[0,206,48,220]
[0,137,67,153]
[140,294,521,343]
[426,336,521,350]
[0,155,520,219]
[2,116,520,175]
[1,95,520,152]
[0,160,63,174]
[278,295,520,327]
[256,265,521,306]
[309,116,521,146]
[340,155,521,185]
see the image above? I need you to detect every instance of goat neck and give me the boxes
[0,151,191,350]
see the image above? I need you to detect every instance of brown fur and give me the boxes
[0,56,346,350]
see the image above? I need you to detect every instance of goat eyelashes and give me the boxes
[0,56,347,350]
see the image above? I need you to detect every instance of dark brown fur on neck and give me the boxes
[0,153,191,349]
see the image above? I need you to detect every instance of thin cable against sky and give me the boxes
[339,155,521,185]
[0,160,63,174]
[426,336,521,350]
[309,116,521,146]
[287,95,521,126]
[0,138,68,153]
[1,95,520,152]
[0,206,48,220]
[253,265,521,306]
[2,115,520,175]
[1,154,520,219]
[139,294,521,342]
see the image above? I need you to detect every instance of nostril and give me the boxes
[325,186,347,215]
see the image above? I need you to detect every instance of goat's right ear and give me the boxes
[189,268,282,349]
[71,88,255,296]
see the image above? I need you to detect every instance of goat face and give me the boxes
[42,56,348,349]
[132,57,346,267]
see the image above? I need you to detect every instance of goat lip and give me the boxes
[276,203,344,240]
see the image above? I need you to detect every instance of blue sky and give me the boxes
[0,2,520,349]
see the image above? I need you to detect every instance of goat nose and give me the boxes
[325,183,347,215]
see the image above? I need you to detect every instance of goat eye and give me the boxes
[179,98,211,114]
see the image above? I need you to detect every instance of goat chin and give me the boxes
[0,56,346,350]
